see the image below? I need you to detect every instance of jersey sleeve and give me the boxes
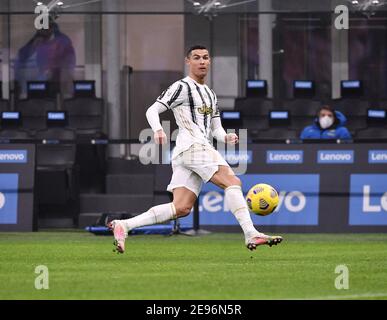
[211,115,227,142]
[156,81,185,110]
[145,101,167,132]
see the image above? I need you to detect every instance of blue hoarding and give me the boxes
[0,174,19,224]
[198,174,320,226]
[349,174,387,225]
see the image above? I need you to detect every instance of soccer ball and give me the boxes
[246,183,279,216]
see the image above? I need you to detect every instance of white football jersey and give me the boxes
[156,76,220,159]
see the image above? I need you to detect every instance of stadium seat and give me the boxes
[0,128,30,139]
[0,99,10,112]
[153,164,173,208]
[235,97,274,116]
[35,128,76,167]
[290,117,314,131]
[355,127,387,139]
[346,117,368,133]
[251,128,297,140]
[35,127,79,226]
[285,99,321,116]
[374,99,387,109]
[62,97,106,196]
[332,99,369,116]
[15,99,56,132]
[243,117,270,131]
[63,97,104,135]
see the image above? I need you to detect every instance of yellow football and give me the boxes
[246,183,279,216]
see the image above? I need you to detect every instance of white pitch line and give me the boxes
[291,293,387,300]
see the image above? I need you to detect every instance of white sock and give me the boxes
[225,185,260,241]
[120,203,176,232]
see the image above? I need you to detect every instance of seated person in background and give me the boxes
[300,105,352,139]
[15,16,76,99]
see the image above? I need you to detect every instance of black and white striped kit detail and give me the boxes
[181,80,197,124]
[209,88,219,118]
[203,87,216,119]
[194,83,209,134]
[167,84,183,107]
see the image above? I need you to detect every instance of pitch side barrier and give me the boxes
[1,138,387,232]
[194,138,387,233]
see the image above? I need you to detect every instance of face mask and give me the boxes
[319,116,334,129]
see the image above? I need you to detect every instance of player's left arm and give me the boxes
[211,115,238,145]
[210,90,238,145]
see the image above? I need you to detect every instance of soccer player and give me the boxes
[108,45,283,253]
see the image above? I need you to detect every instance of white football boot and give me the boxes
[246,233,283,251]
[107,220,127,254]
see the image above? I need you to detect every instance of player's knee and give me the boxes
[225,176,241,188]
[174,204,192,218]
[232,176,242,187]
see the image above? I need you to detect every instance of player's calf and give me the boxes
[174,204,193,218]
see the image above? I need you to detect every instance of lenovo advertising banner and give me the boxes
[0,145,35,231]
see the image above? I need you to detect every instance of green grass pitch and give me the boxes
[0,231,386,300]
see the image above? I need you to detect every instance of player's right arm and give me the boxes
[146,82,185,144]
[146,102,168,144]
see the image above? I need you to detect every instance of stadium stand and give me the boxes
[346,117,368,136]
[333,98,369,116]
[285,99,321,116]
[35,127,79,226]
[61,96,106,195]
[0,99,9,113]
[0,128,30,139]
[15,98,56,133]
[233,95,387,140]
[35,127,77,166]
[289,117,314,133]
[243,117,270,131]
[251,128,298,140]
[63,97,104,136]
[356,126,387,139]
[78,158,155,228]
[234,97,274,116]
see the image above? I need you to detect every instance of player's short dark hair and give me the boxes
[186,45,209,57]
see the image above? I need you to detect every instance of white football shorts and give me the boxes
[167,143,231,197]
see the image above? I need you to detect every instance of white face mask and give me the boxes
[319,116,334,129]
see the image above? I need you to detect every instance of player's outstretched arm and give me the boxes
[211,116,238,145]
[146,102,168,144]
